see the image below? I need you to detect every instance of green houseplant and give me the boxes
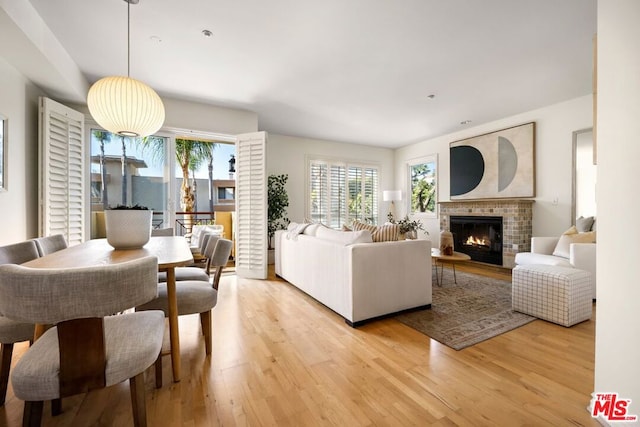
[395,215,426,239]
[268,174,290,250]
[105,204,153,249]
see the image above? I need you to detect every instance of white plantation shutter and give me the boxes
[308,159,377,228]
[364,166,378,224]
[39,97,85,245]
[329,165,346,228]
[309,162,328,224]
[235,131,267,279]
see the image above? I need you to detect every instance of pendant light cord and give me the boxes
[127,0,131,78]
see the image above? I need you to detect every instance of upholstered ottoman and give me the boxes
[512,265,592,327]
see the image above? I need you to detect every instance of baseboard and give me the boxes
[346,304,432,328]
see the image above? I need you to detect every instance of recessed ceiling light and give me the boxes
[460,120,472,125]
[202,29,213,37]
[427,94,435,99]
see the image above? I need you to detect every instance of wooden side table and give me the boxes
[431,249,471,286]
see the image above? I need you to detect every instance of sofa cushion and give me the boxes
[514,252,573,267]
[552,231,596,258]
[315,226,373,245]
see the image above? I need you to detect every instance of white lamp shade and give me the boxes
[383,190,402,201]
[87,76,165,138]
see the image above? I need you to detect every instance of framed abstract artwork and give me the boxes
[0,114,5,191]
[450,122,535,200]
[408,154,437,217]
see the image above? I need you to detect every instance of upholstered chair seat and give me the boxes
[11,312,163,402]
[0,240,40,406]
[158,235,219,283]
[138,239,233,359]
[0,257,164,427]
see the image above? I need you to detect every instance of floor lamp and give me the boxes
[383,190,402,222]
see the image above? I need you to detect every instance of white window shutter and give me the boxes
[39,97,85,246]
[235,131,267,279]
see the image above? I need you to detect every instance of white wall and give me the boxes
[69,96,258,138]
[0,57,45,244]
[394,95,593,243]
[266,134,395,225]
[594,2,640,424]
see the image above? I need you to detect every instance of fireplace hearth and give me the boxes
[450,216,503,266]
[439,199,533,268]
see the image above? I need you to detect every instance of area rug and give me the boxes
[394,270,535,350]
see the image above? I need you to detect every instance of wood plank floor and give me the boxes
[0,264,598,426]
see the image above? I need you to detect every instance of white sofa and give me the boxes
[514,237,596,299]
[275,225,432,326]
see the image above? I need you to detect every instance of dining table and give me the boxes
[23,236,193,383]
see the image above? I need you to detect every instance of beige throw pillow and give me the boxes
[552,231,596,258]
[352,221,399,242]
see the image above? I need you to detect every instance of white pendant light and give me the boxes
[87,0,165,138]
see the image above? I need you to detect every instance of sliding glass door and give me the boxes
[89,128,173,238]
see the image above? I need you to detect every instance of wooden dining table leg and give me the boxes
[166,267,181,382]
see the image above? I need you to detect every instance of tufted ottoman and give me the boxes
[512,265,592,327]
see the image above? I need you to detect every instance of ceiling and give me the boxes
[26,0,596,148]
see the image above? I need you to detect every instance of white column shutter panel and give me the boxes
[235,131,267,279]
[39,97,85,246]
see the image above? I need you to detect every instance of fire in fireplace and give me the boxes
[450,216,503,266]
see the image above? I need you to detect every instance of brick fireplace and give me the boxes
[439,199,534,268]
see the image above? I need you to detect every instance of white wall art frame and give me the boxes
[449,122,535,200]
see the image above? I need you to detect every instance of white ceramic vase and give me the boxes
[105,209,153,249]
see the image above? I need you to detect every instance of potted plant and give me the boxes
[268,174,290,263]
[104,204,153,249]
[395,215,426,240]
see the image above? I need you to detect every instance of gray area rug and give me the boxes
[395,270,535,350]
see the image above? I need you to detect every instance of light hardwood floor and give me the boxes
[0,264,598,426]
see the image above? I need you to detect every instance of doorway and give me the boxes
[571,128,596,223]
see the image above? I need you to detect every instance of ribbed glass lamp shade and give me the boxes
[87,75,165,138]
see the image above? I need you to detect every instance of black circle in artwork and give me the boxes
[450,145,484,196]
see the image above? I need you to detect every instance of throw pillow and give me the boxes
[576,216,595,232]
[286,222,311,239]
[303,222,327,237]
[352,221,399,242]
[371,223,400,242]
[552,231,596,258]
[563,225,578,235]
[315,226,373,245]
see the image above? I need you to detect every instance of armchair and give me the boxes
[514,236,596,299]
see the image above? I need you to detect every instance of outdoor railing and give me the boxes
[152,211,216,239]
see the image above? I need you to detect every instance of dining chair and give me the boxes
[158,235,220,283]
[32,234,68,257]
[0,240,40,406]
[137,239,233,362]
[0,257,164,427]
[151,227,174,237]
[209,239,233,291]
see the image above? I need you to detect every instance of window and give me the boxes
[408,155,437,218]
[308,159,379,228]
[218,187,234,200]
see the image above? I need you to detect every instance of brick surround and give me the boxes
[439,199,534,268]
